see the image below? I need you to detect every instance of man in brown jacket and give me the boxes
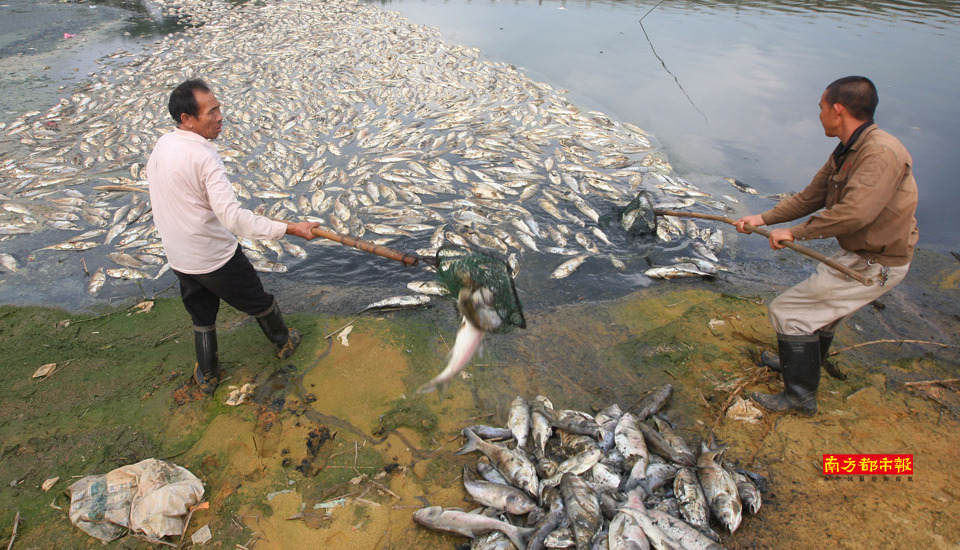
[735,76,919,415]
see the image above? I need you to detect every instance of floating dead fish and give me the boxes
[549,255,588,279]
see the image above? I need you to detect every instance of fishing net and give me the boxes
[612,190,657,237]
[432,244,526,332]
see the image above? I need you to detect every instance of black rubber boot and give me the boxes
[193,325,220,395]
[752,333,821,416]
[256,300,302,359]
[761,330,834,373]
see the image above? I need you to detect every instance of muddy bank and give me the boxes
[0,248,957,548]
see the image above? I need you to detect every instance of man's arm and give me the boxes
[789,147,904,242]
[733,214,794,250]
[283,220,321,241]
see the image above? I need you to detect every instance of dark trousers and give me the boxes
[173,245,274,327]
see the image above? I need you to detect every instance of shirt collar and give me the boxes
[832,120,875,163]
[173,127,212,142]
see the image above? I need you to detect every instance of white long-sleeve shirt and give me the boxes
[147,128,286,274]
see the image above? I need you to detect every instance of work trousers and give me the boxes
[173,244,274,328]
[768,249,909,336]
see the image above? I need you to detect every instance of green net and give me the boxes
[599,190,657,237]
[432,244,526,332]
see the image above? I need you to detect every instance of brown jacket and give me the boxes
[761,124,919,267]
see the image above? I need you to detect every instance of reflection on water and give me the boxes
[376,0,960,24]
[369,0,960,252]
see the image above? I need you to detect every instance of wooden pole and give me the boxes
[655,209,873,286]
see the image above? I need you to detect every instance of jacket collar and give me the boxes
[832,120,876,163]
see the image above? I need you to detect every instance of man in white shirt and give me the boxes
[147,79,319,395]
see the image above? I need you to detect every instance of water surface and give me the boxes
[371,0,960,251]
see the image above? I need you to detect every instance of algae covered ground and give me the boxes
[0,249,959,549]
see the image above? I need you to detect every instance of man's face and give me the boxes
[182,90,223,140]
[818,91,840,138]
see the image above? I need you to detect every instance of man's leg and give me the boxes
[175,271,222,394]
[191,246,301,359]
[755,251,908,414]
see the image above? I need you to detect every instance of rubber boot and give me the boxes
[752,333,821,416]
[256,299,302,359]
[193,325,220,395]
[761,330,834,373]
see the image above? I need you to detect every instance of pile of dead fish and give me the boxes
[413,385,765,549]
[0,0,746,298]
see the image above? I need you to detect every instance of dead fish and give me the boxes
[359,294,431,312]
[412,506,535,550]
[462,466,538,515]
[549,255,588,279]
[645,264,714,280]
[417,314,485,396]
[696,442,742,534]
[594,403,623,452]
[723,177,760,195]
[87,267,106,295]
[0,253,18,272]
[560,473,602,550]
[645,508,725,550]
[468,425,514,441]
[531,395,554,459]
[508,396,531,449]
[251,259,288,273]
[633,384,672,421]
[673,467,713,538]
[41,240,99,252]
[722,461,762,516]
[635,421,695,467]
[105,267,148,280]
[407,280,447,296]
[615,413,650,492]
[455,428,539,498]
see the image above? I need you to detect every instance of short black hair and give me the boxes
[168,79,211,125]
[824,76,878,121]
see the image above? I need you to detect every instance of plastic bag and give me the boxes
[68,459,204,543]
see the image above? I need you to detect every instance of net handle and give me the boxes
[308,226,430,267]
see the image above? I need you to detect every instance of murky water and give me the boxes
[0,0,185,117]
[368,0,960,253]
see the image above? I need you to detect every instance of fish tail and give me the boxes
[508,525,538,550]
[415,375,450,397]
[453,428,480,456]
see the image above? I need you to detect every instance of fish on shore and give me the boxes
[412,506,535,550]
[697,442,743,534]
[359,294,431,313]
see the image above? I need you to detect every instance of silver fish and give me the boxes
[463,466,538,515]
[508,396,531,449]
[696,443,742,534]
[559,473,601,550]
[723,177,760,195]
[455,428,539,498]
[615,414,649,492]
[549,255,588,279]
[412,506,535,550]
[87,267,106,295]
[360,294,431,312]
[416,316,484,396]
[0,253,18,272]
[722,461,761,516]
[673,468,711,535]
[644,509,724,550]
[633,385,673,421]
